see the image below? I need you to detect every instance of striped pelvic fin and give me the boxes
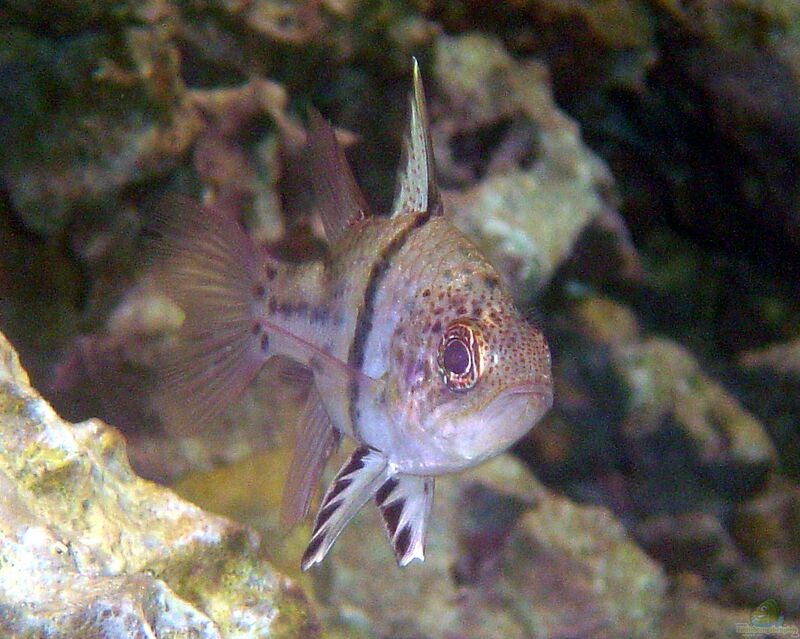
[391,57,442,220]
[301,445,390,571]
[375,474,434,566]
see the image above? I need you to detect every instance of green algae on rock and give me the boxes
[0,331,319,639]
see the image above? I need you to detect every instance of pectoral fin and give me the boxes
[375,474,434,566]
[301,445,391,570]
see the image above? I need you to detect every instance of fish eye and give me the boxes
[437,318,483,391]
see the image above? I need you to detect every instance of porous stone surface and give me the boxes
[434,33,617,296]
[0,331,319,639]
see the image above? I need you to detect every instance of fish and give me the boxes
[751,599,784,627]
[149,59,553,570]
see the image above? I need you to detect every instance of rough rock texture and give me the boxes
[0,331,319,639]
[735,338,800,479]
[427,0,800,267]
[522,294,799,617]
[0,22,201,236]
[661,577,800,639]
[528,295,777,501]
[433,33,618,296]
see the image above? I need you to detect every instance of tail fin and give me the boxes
[145,196,275,435]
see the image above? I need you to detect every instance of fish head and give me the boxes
[751,599,783,627]
[383,258,553,474]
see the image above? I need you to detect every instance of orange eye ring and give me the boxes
[438,318,483,391]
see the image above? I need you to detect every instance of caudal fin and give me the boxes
[146,196,275,435]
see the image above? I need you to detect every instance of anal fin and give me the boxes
[375,474,434,566]
[281,383,340,530]
[301,446,390,571]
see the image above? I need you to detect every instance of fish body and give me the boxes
[152,60,553,570]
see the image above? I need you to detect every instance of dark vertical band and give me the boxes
[346,213,431,433]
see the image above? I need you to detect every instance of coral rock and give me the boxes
[0,331,318,639]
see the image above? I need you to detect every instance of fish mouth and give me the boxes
[474,380,553,436]
[439,380,552,469]
[498,382,554,406]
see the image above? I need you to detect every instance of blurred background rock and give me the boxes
[0,1,798,637]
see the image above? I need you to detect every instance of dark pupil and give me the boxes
[443,339,470,375]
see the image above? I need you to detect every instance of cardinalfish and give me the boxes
[150,60,553,570]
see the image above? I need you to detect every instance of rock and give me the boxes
[633,511,736,574]
[173,444,666,638]
[727,476,800,615]
[432,33,618,296]
[0,331,319,638]
[539,295,777,510]
[0,25,202,236]
[735,338,800,478]
[662,576,800,639]
[0,330,28,385]
[732,476,800,568]
[424,0,800,268]
[615,336,776,490]
[527,293,795,622]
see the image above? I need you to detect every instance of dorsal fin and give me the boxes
[391,58,442,220]
[305,107,370,245]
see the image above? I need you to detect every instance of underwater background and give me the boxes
[0,1,799,637]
